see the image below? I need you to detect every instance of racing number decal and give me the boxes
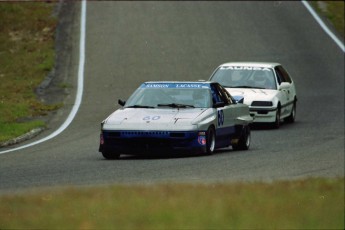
[143,116,161,121]
[218,110,224,127]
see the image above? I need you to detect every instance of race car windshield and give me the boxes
[211,67,277,90]
[124,87,212,108]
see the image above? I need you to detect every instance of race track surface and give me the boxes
[0,1,344,193]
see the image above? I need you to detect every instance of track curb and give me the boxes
[0,128,45,148]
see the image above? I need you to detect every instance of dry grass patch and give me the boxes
[0,178,343,229]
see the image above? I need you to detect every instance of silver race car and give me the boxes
[209,62,297,128]
[99,81,253,159]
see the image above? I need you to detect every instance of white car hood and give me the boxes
[226,88,277,104]
[103,108,209,131]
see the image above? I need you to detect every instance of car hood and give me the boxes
[226,88,277,104]
[103,108,211,131]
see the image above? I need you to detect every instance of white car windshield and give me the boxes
[211,66,277,90]
[125,87,212,108]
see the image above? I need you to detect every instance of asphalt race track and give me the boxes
[0,1,344,193]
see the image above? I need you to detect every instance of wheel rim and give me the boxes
[275,109,281,127]
[245,130,251,148]
[208,128,215,152]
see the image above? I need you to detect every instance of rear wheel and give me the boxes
[102,151,120,160]
[205,126,216,155]
[232,125,251,150]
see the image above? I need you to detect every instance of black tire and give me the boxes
[102,151,120,160]
[272,106,281,129]
[285,100,296,123]
[232,125,251,151]
[205,126,216,155]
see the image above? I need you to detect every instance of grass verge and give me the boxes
[0,2,59,143]
[311,1,345,39]
[0,177,343,229]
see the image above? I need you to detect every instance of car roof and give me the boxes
[217,62,281,68]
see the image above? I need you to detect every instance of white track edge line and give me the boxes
[0,0,87,155]
[302,1,345,53]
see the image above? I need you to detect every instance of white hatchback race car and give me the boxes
[99,81,253,159]
[209,62,297,128]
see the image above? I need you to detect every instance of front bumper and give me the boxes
[249,107,277,123]
[99,130,207,154]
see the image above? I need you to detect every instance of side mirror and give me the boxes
[232,95,244,104]
[118,99,126,106]
[279,82,290,90]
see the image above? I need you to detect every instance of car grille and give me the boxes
[106,131,187,138]
[251,101,273,106]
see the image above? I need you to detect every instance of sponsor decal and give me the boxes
[143,116,161,120]
[220,66,271,71]
[145,84,170,88]
[198,136,206,145]
[175,83,202,88]
[142,83,210,89]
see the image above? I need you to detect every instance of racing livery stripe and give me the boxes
[103,130,200,139]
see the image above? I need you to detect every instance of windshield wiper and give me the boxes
[230,85,265,89]
[126,105,155,108]
[157,103,195,108]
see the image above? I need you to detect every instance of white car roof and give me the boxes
[218,62,281,68]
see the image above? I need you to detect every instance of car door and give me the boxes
[275,66,293,117]
[210,83,238,136]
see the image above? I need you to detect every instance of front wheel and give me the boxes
[285,100,296,123]
[205,126,216,155]
[102,151,120,160]
[232,125,251,151]
[271,107,281,129]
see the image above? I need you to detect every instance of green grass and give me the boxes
[0,178,343,229]
[0,2,58,143]
[311,1,345,38]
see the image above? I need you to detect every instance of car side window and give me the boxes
[275,66,292,84]
[275,67,284,85]
[278,66,292,83]
[211,84,233,106]
[210,85,223,105]
[217,84,233,105]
